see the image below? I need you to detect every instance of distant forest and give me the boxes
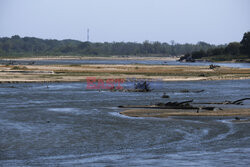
[0,35,223,57]
[0,32,249,61]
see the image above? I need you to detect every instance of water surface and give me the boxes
[1,59,249,68]
[0,80,250,166]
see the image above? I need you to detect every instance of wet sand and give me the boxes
[120,108,250,118]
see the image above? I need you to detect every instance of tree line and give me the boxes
[0,35,221,57]
[180,32,250,61]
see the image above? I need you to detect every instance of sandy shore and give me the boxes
[0,64,250,83]
[120,108,250,118]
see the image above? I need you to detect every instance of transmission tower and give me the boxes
[87,28,89,42]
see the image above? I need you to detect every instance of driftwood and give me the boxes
[161,93,170,98]
[110,88,150,92]
[209,64,220,69]
[119,98,250,112]
[202,107,222,111]
[178,54,196,62]
[155,100,196,109]
[180,89,205,93]
[193,90,205,93]
[119,100,196,109]
[231,98,250,104]
[193,98,250,105]
[118,99,221,111]
[110,81,152,92]
[134,81,152,92]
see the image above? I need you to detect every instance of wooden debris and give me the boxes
[209,64,220,69]
[180,89,204,93]
[194,98,250,105]
[161,93,170,98]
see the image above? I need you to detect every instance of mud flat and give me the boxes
[0,64,250,83]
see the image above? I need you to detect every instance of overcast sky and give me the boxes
[0,0,249,44]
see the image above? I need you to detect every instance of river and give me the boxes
[1,59,250,68]
[0,80,250,166]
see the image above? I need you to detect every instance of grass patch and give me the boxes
[11,66,28,70]
[69,64,82,67]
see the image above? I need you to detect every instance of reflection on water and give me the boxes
[0,80,250,166]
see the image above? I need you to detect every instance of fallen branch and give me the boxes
[119,100,197,110]
[232,98,250,105]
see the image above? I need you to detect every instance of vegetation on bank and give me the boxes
[0,35,222,57]
[1,64,250,83]
[180,32,250,62]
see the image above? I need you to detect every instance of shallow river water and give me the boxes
[1,59,250,68]
[0,80,250,166]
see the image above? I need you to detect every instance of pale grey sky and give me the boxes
[0,0,249,44]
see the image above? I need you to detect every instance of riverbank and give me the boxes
[0,64,250,83]
[1,56,179,61]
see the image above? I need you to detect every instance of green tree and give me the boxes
[225,42,241,55]
[142,40,153,54]
[240,32,250,55]
[191,50,206,59]
[2,42,11,52]
[11,35,21,39]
